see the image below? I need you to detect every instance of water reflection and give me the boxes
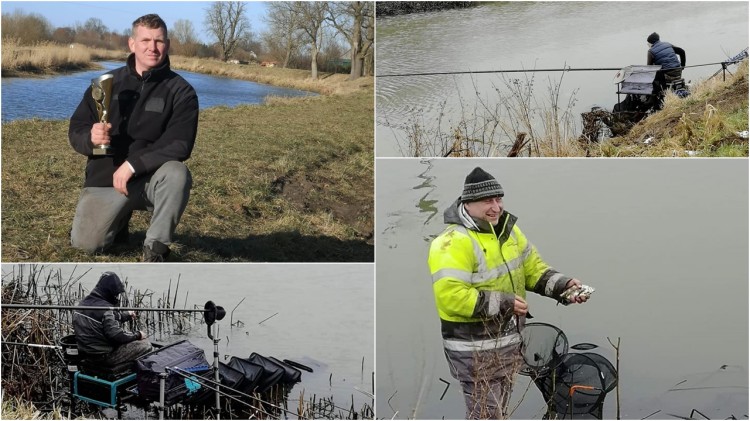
[414,159,439,227]
[1,61,315,122]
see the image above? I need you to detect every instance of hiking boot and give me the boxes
[142,241,170,262]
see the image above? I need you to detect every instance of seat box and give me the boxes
[73,371,137,408]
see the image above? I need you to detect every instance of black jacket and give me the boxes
[72,272,140,355]
[69,54,199,187]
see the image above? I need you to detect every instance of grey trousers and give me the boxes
[70,161,192,253]
[101,339,153,367]
[446,345,523,419]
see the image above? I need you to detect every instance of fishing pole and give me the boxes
[376,59,747,78]
[2,301,226,337]
[2,341,61,349]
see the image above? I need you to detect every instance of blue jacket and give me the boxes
[649,41,682,70]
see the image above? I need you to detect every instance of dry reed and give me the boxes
[1,39,95,75]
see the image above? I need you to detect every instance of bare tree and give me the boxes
[364,6,374,76]
[204,1,251,61]
[1,10,53,44]
[290,1,328,79]
[172,19,197,45]
[326,1,373,80]
[172,19,199,56]
[264,2,304,68]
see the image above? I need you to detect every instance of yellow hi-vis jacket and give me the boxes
[428,201,571,358]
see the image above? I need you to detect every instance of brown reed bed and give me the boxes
[0,265,199,417]
[168,55,373,96]
[0,39,124,77]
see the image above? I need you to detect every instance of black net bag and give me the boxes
[267,356,302,384]
[247,353,284,393]
[219,362,246,390]
[544,353,607,419]
[579,352,618,394]
[227,356,265,395]
[520,322,568,376]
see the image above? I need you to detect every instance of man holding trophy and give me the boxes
[68,14,199,261]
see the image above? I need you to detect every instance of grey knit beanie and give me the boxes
[461,167,504,203]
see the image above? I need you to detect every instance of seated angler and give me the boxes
[646,32,686,87]
[73,272,152,370]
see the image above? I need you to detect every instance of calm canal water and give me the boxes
[2,263,374,414]
[376,158,749,419]
[376,1,749,156]
[1,61,315,122]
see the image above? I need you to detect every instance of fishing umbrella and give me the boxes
[645,365,748,420]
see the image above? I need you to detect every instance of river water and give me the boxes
[1,263,374,415]
[376,1,749,156]
[376,158,749,419]
[1,61,315,122]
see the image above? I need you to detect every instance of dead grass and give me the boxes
[1,39,123,76]
[1,88,373,262]
[169,55,373,96]
[597,59,749,157]
[1,397,64,420]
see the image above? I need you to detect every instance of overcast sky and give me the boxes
[1,1,270,43]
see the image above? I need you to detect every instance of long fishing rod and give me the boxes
[2,341,61,349]
[376,59,746,78]
[2,301,226,337]
[3,303,210,313]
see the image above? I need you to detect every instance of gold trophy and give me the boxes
[91,74,114,156]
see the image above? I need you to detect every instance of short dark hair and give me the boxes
[132,14,168,38]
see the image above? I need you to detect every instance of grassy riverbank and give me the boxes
[592,59,749,157]
[391,59,748,157]
[1,58,374,262]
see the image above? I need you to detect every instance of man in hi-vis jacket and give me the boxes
[428,167,590,419]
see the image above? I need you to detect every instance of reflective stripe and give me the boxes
[521,241,532,259]
[453,225,488,273]
[487,291,503,316]
[451,225,526,285]
[469,256,523,285]
[545,272,564,296]
[443,333,522,352]
[432,268,473,283]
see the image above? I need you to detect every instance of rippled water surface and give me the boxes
[376,2,749,155]
[376,159,748,419]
